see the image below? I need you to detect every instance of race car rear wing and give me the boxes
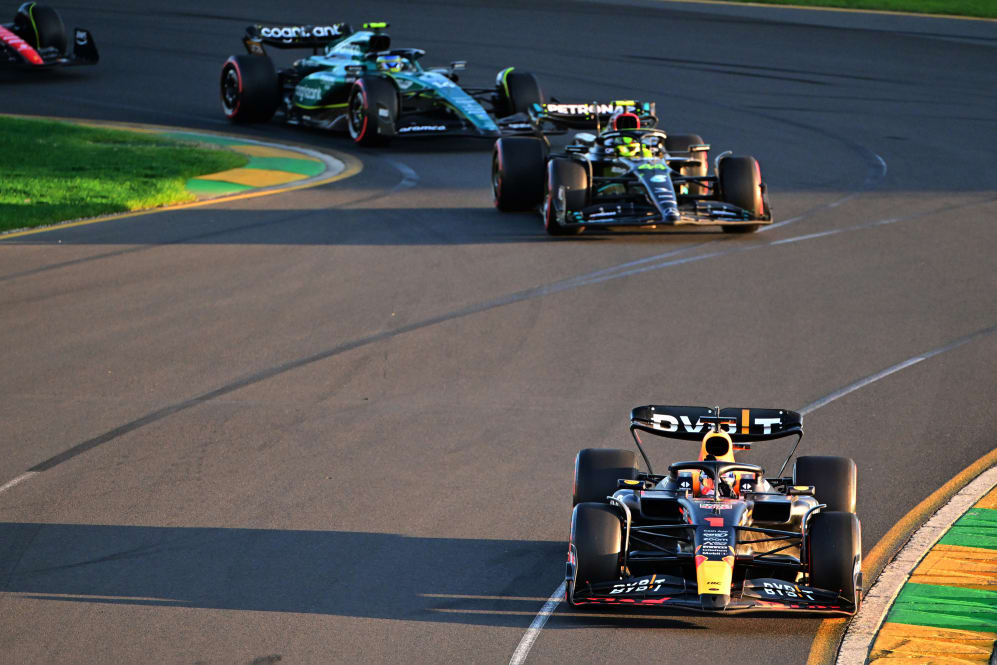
[529,100,658,131]
[629,405,804,475]
[630,405,802,442]
[242,23,351,54]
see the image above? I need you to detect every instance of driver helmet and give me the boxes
[376,54,403,73]
[615,135,642,158]
[697,430,741,497]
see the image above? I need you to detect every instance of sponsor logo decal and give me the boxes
[545,102,640,116]
[0,24,43,65]
[650,413,782,435]
[696,502,733,510]
[650,174,669,183]
[759,581,815,601]
[296,86,323,102]
[398,125,447,133]
[699,527,733,557]
[610,576,668,595]
[377,107,390,119]
[259,25,344,41]
[75,30,89,46]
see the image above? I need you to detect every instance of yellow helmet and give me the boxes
[615,136,640,158]
[699,430,735,463]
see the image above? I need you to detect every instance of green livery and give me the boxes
[220,22,543,146]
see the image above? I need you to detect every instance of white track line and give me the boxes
[0,472,38,495]
[508,582,565,665]
[836,464,997,665]
[509,325,996,665]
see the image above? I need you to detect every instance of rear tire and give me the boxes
[544,158,588,236]
[347,76,398,146]
[14,3,65,53]
[220,55,280,123]
[573,448,637,506]
[794,456,858,513]
[808,511,862,611]
[492,137,546,211]
[718,155,763,233]
[665,133,708,196]
[496,69,543,116]
[569,503,622,604]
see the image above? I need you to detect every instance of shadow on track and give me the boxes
[0,522,701,629]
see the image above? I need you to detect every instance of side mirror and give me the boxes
[450,60,467,71]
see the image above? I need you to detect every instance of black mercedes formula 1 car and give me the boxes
[219,21,541,145]
[567,405,861,615]
[1,3,97,68]
[493,101,771,235]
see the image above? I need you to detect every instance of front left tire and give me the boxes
[347,76,399,146]
[14,3,66,53]
[544,158,589,236]
[718,155,764,233]
[569,503,623,605]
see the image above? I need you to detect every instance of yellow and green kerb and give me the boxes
[869,485,997,664]
[158,132,327,199]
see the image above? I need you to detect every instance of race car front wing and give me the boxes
[569,574,855,615]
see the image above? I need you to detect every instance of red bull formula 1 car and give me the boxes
[567,405,861,614]
[1,3,97,68]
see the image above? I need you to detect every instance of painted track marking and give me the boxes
[0,198,992,488]
[837,465,997,664]
[0,472,37,495]
[508,326,997,664]
[509,583,565,665]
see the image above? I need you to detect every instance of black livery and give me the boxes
[493,101,772,235]
[567,405,861,615]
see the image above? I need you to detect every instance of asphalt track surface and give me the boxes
[1,1,995,663]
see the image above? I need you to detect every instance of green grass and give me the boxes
[0,116,249,232]
[720,0,996,18]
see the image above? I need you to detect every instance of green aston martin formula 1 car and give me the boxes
[219,21,542,145]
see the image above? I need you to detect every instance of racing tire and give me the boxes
[794,455,858,513]
[665,134,708,196]
[496,69,544,116]
[493,137,546,211]
[220,55,280,123]
[573,448,637,506]
[807,511,862,612]
[347,76,398,147]
[544,158,588,236]
[718,155,764,233]
[569,502,623,604]
[14,3,66,53]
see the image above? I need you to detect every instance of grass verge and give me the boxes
[0,116,249,233]
[716,0,996,18]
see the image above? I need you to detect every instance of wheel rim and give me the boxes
[221,66,240,115]
[348,87,367,140]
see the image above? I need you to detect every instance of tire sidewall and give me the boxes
[348,79,370,143]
